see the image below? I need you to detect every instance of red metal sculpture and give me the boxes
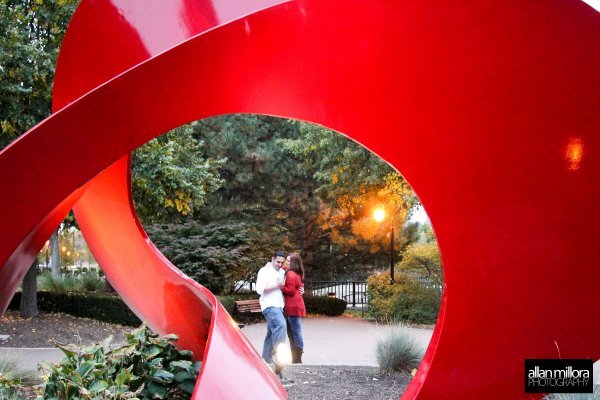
[1,1,598,399]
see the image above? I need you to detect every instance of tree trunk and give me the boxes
[20,259,38,318]
[49,228,61,279]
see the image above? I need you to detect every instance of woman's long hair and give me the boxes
[287,253,305,281]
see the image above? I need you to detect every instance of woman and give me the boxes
[281,253,306,363]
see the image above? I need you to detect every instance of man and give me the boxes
[255,250,287,364]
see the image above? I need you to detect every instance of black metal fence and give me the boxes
[310,280,368,307]
[247,275,440,308]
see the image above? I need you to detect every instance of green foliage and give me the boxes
[398,242,443,287]
[0,0,78,149]
[29,291,141,326]
[132,125,225,224]
[375,324,424,373]
[367,271,441,324]
[280,121,420,254]
[78,272,105,292]
[189,114,425,281]
[0,377,23,400]
[302,295,347,316]
[43,324,201,400]
[38,271,77,291]
[38,271,105,292]
[216,296,237,315]
[194,114,302,215]
[145,221,271,295]
[0,354,42,399]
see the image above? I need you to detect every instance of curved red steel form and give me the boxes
[1,1,599,399]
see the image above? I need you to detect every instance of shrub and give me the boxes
[37,271,105,292]
[36,292,142,326]
[0,354,42,399]
[376,323,424,373]
[43,324,201,399]
[0,377,23,400]
[145,221,272,295]
[217,295,237,315]
[398,242,443,287]
[367,271,441,325]
[8,292,141,326]
[302,295,347,316]
[78,272,105,292]
[38,271,70,292]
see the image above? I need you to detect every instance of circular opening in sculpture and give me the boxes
[130,114,444,395]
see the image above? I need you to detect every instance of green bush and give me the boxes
[8,290,346,329]
[38,271,75,292]
[302,295,347,316]
[217,295,237,315]
[376,323,424,373]
[0,354,42,400]
[78,272,105,291]
[9,291,141,326]
[38,271,105,292]
[0,377,23,400]
[38,292,142,326]
[367,271,441,324]
[43,324,201,399]
[145,222,271,295]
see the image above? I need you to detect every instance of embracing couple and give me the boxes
[255,250,306,365]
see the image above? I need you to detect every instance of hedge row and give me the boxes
[9,291,347,326]
[9,291,141,326]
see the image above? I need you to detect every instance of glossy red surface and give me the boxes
[1,1,599,399]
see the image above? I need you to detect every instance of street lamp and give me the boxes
[373,206,401,284]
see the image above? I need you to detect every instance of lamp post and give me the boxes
[374,206,401,284]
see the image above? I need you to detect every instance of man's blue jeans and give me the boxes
[286,315,304,351]
[262,307,286,363]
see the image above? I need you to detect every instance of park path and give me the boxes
[240,316,433,366]
[5,316,599,387]
[1,316,432,371]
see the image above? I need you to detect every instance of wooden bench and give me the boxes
[235,299,262,314]
[234,299,262,328]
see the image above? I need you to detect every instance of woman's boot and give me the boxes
[293,347,303,364]
[290,345,298,362]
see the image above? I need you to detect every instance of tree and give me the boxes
[20,259,38,317]
[131,124,225,224]
[130,114,427,290]
[145,221,271,294]
[398,242,443,287]
[0,0,79,148]
[49,229,60,279]
[281,121,421,268]
[1,0,78,314]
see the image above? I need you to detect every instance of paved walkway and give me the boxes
[241,316,432,366]
[1,316,431,371]
[2,316,599,387]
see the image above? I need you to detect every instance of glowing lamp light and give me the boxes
[373,208,386,222]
